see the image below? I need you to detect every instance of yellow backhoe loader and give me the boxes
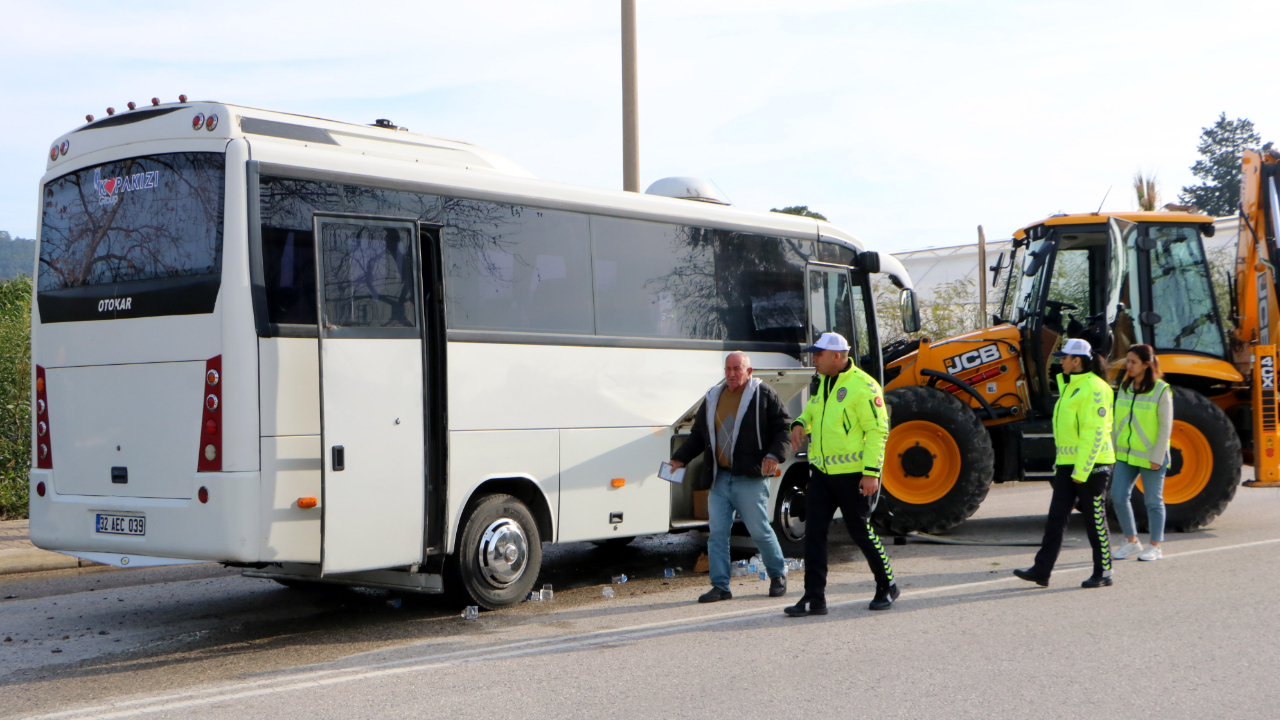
[870,156,1280,534]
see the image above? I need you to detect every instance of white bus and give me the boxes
[28,101,919,608]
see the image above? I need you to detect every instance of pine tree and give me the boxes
[1179,113,1274,217]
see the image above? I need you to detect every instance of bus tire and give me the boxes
[447,493,543,610]
[876,385,994,535]
[1127,387,1241,533]
[770,464,809,557]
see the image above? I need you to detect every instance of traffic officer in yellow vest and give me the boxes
[784,332,898,616]
[1015,338,1117,589]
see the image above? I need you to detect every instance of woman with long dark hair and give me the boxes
[1111,344,1173,561]
[1015,338,1116,588]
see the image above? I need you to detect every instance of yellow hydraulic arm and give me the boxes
[1239,150,1280,486]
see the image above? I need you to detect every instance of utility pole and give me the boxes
[977,225,988,328]
[621,0,640,192]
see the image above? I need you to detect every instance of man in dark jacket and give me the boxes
[670,352,792,602]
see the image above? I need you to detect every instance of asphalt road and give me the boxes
[4,478,1280,719]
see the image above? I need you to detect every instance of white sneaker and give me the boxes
[1113,541,1143,560]
[1138,546,1163,561]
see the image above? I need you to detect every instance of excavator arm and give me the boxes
[1239,150,1280,486]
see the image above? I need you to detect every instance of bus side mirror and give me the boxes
[901,288,921,334]
[857,250,881,274]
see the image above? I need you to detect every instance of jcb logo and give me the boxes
[1262,355,1275,390]
[943,343,1001,375]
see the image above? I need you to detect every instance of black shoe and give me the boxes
[869,582,900,611]
[1014,568,1050,587]
[698,587,732,603]
[769,575,787,598]
[1081,572,1113,589]
[784,593,828,617]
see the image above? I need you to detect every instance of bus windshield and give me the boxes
[38,152,225,321]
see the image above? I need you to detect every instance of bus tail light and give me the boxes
[36,481,46,497]
[197,356,221,472]
[35,366,52,470]
[198,486,209,504]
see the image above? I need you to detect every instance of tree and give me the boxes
[1179,113,1274,217]
[770,205,828,222]
[1134,172,1158,212]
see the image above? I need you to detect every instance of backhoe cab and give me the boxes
[877,210,1243,536]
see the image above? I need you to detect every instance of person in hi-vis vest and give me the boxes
[1015,337,1117,589]
[1111,343,1173,562]
[784,332,899,616]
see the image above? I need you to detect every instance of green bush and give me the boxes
[0,275,31,520]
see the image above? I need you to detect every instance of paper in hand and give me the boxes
[659,461,686,484]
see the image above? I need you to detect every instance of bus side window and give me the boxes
[261,227,318,325]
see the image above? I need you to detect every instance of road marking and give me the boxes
[30,535,1280,720]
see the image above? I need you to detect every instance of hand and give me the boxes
[668,460,684,471]
[790,426,806,451]
[762,457,779,476]
[860,475,880,496]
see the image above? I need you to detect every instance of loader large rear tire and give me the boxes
[1120,387,1241,533]
[876,386,994,535]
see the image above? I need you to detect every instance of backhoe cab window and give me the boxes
[1147,225,1224,356]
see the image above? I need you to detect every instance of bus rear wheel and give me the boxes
[876,386,994,535]
[448,493,542,610]
[1122,387,1241,533]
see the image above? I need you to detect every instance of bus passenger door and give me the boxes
[806,263,857,357]
[314,216,426,575]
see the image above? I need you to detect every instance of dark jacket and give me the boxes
[671,377,792,490]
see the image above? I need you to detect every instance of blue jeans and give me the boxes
[707,467,787,591]
[1111,458,1167,543]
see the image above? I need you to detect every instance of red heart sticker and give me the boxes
[103,178,116,195]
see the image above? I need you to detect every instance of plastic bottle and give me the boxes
[612,574,628,584]
[461,606,479,620]
[602,586,615,598]
[542,584,554,601]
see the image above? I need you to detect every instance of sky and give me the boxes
[2,0,1279,253]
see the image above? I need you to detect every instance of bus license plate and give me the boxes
[95,514,145,536]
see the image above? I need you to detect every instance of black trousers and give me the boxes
[1032,464,1114,578]
[803,468,894,596]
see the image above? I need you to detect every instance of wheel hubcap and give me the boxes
[477,518,528,588]
[883,420,962,505]
[777,484,806,543]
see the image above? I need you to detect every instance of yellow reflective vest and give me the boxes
[793,361,889,477]
[1053,371,1116,481]
[1114,379,1173,469]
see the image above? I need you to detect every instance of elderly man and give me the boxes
[670,352,792,602]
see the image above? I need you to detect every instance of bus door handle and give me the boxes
[332,445,345,472]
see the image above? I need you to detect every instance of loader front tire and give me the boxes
[876,386,994,535]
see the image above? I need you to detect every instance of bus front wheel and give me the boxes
[448,493,543,610]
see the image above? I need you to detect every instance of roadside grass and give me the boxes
[0,275,31,519]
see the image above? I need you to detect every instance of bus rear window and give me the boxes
[37,152,225,322]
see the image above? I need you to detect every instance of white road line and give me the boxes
[29,535,1280,720]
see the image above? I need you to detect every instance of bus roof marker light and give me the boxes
[85,114,94,123]
[178,94,187,103]
[191,113,205,131]
[205,114,218,131]
[127,102,136,111]
[106,107,115,116]
[151,98,160,106]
